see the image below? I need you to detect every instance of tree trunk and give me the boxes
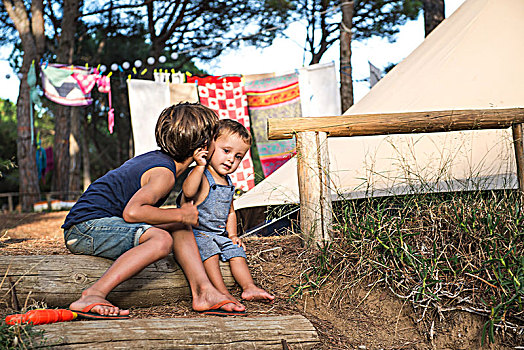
[16,60,40,211]
[1,255,235,309]
[3,0,45,212]
[68,107,82,199]
[422,0,445,37]
[35,316,320,349]
[52,0,81,200]
[339,0,354,112]
[52,107,71,199]
[81,114,91,191]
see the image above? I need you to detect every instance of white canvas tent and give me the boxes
[234,0,524,210]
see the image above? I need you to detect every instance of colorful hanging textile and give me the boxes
[169,83,198,105]
[44,147,54,176]
[97,75,114,133]
[41,64,93,106]
[245,73,301,177]
[197,80,255,192]
[72,72,98,95]
[35,135,46,180]
[187,75,242,84]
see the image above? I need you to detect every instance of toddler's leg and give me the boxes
[169,227,245,312]
[229,257,275,302]
[203,255,243,307]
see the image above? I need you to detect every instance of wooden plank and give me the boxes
[296,132,332,245]
[0,255,234,309]
[512,123,524,192]
[268,108,524,139]
[34,316,320,349]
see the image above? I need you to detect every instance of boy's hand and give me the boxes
[193,148,208,167]
[179,201,199,226]
[230,235,245,250]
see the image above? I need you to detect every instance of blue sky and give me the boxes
[0,0,465,104]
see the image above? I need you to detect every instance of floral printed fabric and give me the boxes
[197,80,255,192]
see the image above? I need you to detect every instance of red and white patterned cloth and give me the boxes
[197,81,255,192]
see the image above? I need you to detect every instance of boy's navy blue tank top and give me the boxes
[62,151,176,229]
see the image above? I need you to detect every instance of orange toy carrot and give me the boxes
[5,309,77,325]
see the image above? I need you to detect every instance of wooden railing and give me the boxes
[267,107,524,246]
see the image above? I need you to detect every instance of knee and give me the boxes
[146,229,173,258]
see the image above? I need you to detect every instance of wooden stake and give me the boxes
[296,131,332,247]
[512,123,524,193]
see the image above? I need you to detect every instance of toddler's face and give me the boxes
[208,133,250,176]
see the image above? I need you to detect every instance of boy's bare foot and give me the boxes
[69,293,129,316]
[241,285,275,302]
[193,286,246,312]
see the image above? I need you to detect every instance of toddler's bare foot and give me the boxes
[241,285,275,302]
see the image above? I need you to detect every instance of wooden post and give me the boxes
[512,123,524,192]
[296,131,332,247]
[7,194,13,212]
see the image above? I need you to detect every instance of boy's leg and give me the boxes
[202,255,243,306]
[169,226,245,312]
[229,257,275,302]
[69,227,173,316]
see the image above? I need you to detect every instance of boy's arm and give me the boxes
[227,202,245,250]
[181,147,208,200]
[123,167,198,226]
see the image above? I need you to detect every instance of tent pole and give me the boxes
[296,131,332,247]
[512,123,524,193]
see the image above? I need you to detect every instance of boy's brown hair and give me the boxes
[155,103,218,162]
[214,119,252,146]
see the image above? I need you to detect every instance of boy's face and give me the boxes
[208,133,250,176]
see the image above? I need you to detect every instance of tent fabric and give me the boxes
[127,80,170,156]
[234,0,524,210]
[245,73,301,177]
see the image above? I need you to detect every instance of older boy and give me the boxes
[63,103,245,318]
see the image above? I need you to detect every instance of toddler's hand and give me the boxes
[230,235,245,250]
[193,147,208,167]
[179,201,199,226]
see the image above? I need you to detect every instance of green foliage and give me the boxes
[293,0,423,63]
[0,98,17,165]
[292,190,523,345]
[0,322,45,350]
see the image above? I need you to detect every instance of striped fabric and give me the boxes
[245,73,301,177]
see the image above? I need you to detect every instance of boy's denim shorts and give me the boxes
[64,217,153,260]
[193,231,247,262]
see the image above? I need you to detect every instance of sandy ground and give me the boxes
[0,211,517,349]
